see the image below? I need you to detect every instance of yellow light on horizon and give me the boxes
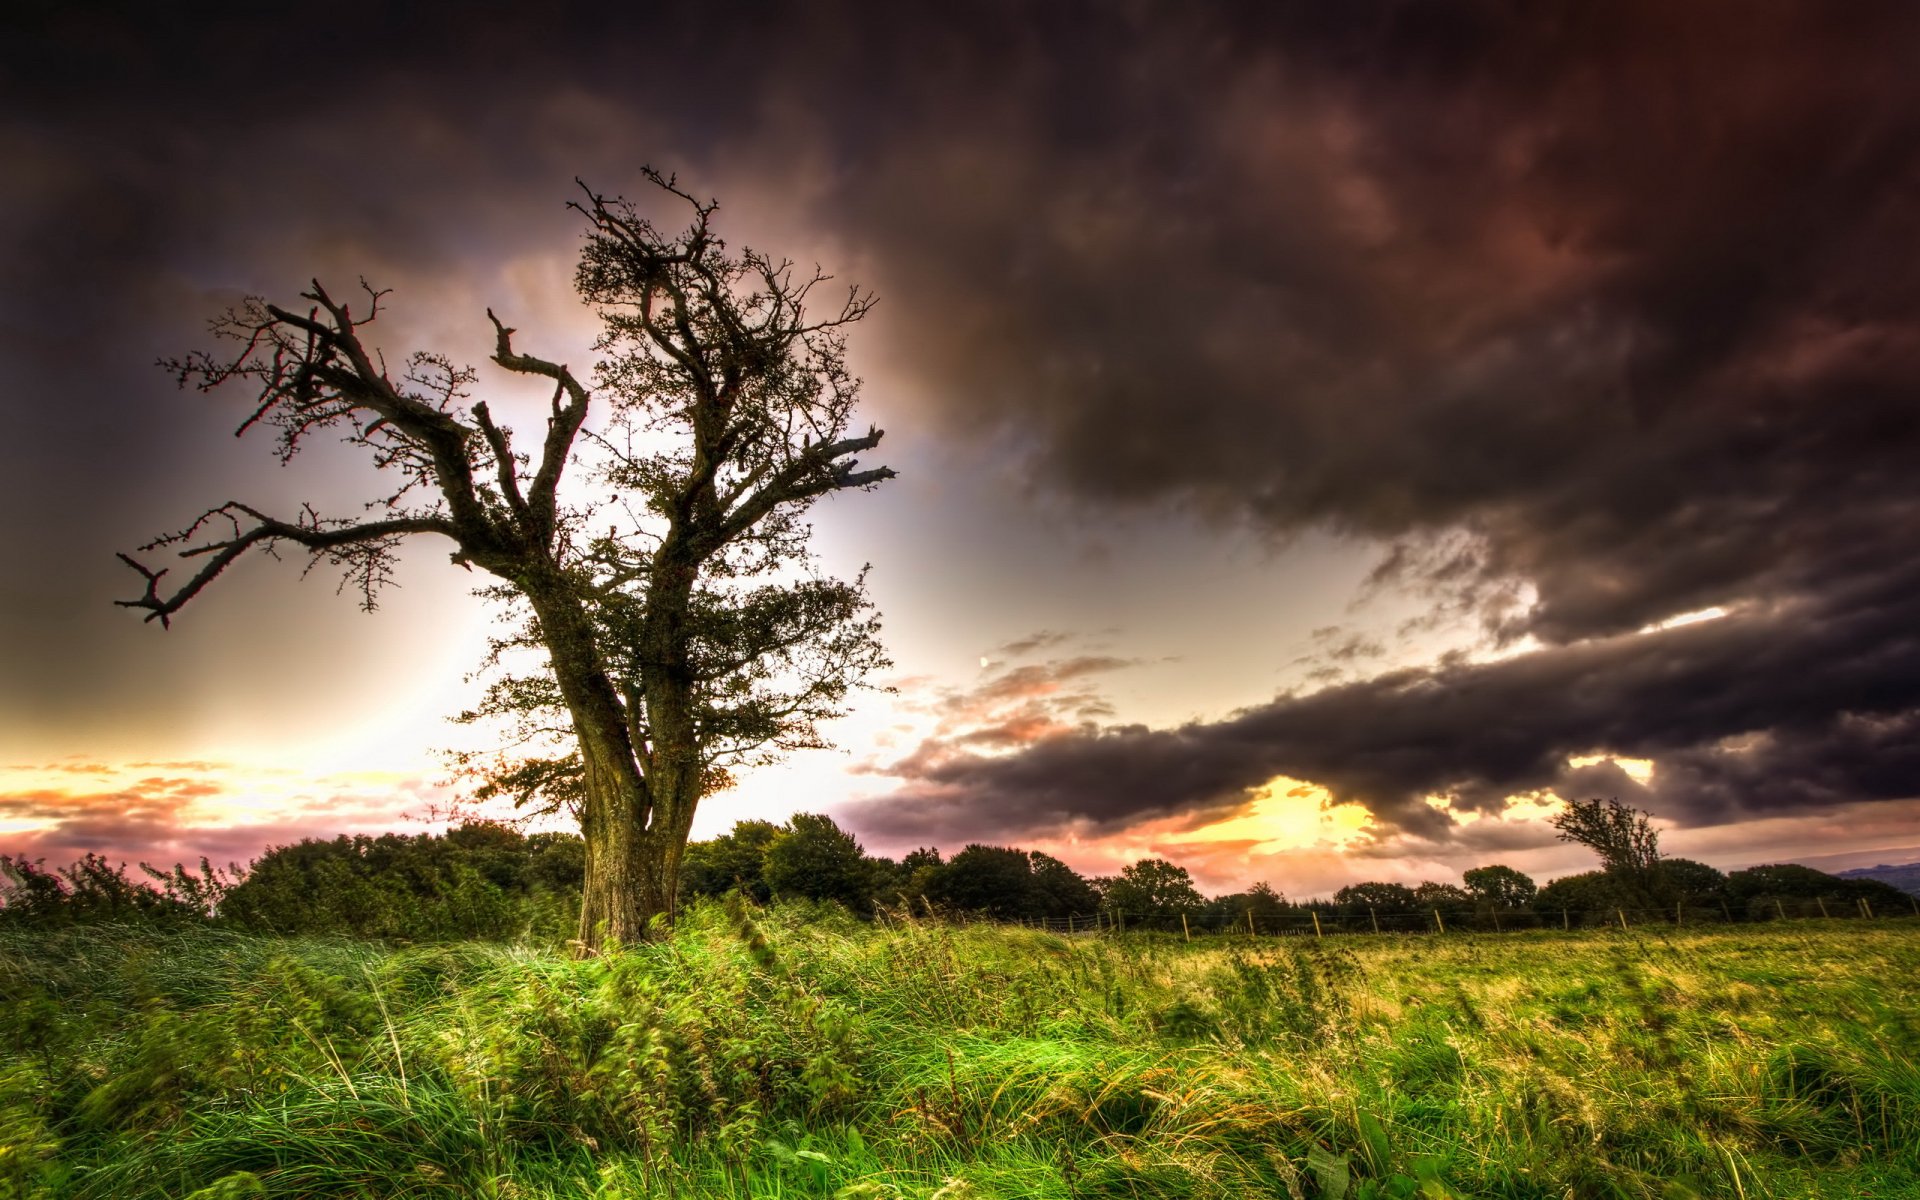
[1176,775,1372,852]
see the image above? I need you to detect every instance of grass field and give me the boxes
[2,907,1916,1199]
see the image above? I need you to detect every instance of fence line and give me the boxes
[992,896,1920,938]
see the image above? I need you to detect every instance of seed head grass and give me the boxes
[1,909,1916,1197]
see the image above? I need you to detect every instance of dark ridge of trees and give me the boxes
[1724,863,1909,918]
[217,824,585,940]
[1333,881,1419,915]
[6,804,1913,938]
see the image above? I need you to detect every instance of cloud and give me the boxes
[993,631,1073,659]
[849,551,1920,846]
[788,1,1920,655]
[0,764,455,872]
[870,652,1140,773]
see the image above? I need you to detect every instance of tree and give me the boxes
[1027,851,1098,919]
[1535,869,1633,917]
[1204,880,1290,931]
[761,813,873,912]
[1551,797,1662,875]
[118,172,894,948]
[1103,858,1203,927]
[1462,864,1538,909]
[1725,863,1908,918]
[680,819,783,903]
[1655,858,1727,908]
[1412,881,1474,922]
[926,845,1035,918]
[1332,881,1417,914]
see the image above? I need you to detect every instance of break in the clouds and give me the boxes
[5,1,1919,873]
[850,547,1920,846]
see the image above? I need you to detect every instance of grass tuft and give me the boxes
[0,912,1916,1197]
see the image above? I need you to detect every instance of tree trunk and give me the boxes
[574,752,656,947]
[524,576,663,952]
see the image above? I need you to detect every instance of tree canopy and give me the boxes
[119,171,895,947]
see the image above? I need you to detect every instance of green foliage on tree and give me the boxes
[1463,864,1538,909]
[0,855,234,928]
[925,845,1038,919]
[1657,858,1728,907]
[1102,858,1203,928]
[219,824,578,940]
[1028,851,1100,918]
[1534,869,1634,916]
[1203,880,1292,930]
[1551,797,1669,907]
[761,814,873,912]
[1333,881,1418,914]
[1413,881,1474,920]
[680,820,784,903]
[1726,863,1909,918]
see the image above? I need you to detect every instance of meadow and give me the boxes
[2,907,1916,1200]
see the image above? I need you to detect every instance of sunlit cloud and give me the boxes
[1567,753,1655,784]
[1639,606,1731,635]
[0,759,462,870]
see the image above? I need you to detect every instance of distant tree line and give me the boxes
[1,799,1910,938]
[0,826,585,941]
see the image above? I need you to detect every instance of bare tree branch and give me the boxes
[117,503,456,626]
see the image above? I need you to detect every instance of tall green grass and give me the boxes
[2,908,1916,1198]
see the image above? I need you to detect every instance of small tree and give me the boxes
[1551,797,1662,875]
[1412,881,1474,922]
[1103,858,1204,928]
[1333,881,1417,914]
[1656,858,1727,908]
[118,171,894,948]
[761,813,873,912]
[926,844,1035,919]
[1462,864,1538,909]
[1027,851,1099,919]
[680,819,784,903]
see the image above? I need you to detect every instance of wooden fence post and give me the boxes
[1432,908,1445,934]
[1675,902,1683,927]
[1311,910,1323,938]
[1181,913,1191,942]
[1490,908,1501,933]
[1617,908,1628,930]
[1776,898,1787,921]
[1369,907,1380,935]
[1246,909,1256,936]
[1067,913,1074,935]
[1816,896,1829,919]
[1562,908,1570,931]
[1860,897,1875,919]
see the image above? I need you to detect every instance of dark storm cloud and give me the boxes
[847,552,1920,844]
[809,0,1920,647]
[7,1,1920,845]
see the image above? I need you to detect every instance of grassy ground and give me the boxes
[1,906,1916,1199]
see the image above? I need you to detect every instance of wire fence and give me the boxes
[984,893,1920,938]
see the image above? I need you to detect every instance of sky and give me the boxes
[5,0,1920,897]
